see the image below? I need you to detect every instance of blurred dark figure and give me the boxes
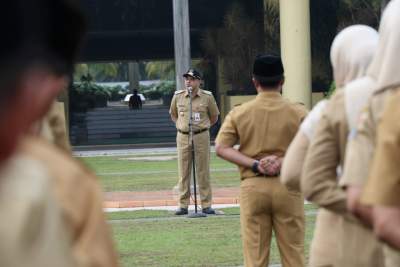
[0,0,120,266]
[129,89,142,110]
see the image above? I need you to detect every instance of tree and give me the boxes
[74,63,118,82]
[145,61,175,80]
[202,2,264,93]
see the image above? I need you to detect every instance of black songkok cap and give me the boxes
[183,68,202,80]
[253,54,284,82]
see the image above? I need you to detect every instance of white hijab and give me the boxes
[300,100,327,140]
[330,25,379,88]
[300,25,378,138]
[366,0,400,92]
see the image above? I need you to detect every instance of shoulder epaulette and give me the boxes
[202,90,212,95]
[174,90,185,95]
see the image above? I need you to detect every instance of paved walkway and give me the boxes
[104,187,240,209]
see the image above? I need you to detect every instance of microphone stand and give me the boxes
[187,86,206,218]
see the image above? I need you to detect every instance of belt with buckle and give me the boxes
[178,128,208,135]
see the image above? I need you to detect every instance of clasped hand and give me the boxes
[258,155,282,176]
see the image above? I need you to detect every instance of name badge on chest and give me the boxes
[194,112,201,122]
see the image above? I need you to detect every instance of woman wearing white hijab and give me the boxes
[300,25,382,267]
[339,0,400,265]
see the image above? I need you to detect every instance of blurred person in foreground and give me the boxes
[340,0,400,265]
[300,25,383,267]
[0,0,119,266]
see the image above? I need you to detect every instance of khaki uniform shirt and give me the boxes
[361,88,400,205]
[340,87,397,189]
[302,90,385,267]
[216,91,307,179]
[21,136,119,267]
[301,90,348,214]
[0,143,74,267]
[169,89,220,132]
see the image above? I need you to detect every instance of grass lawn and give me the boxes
[79,151,318,266]
[80,153,240,192]
[109,206,317,267]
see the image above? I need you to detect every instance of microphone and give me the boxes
[187,86,192,93]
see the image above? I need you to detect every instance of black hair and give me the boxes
[0,0,86,101]
[253,76,283,88]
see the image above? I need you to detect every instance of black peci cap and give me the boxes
[183,68,202,80]
[253,54,284,82]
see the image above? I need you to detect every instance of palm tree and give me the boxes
[202,2,263,93]
[74,63,119,82]
[145,61,175,80]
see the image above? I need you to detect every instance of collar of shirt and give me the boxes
[256,91,282,100]
[184,89,202,98]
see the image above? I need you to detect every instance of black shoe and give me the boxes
[202,207,216,214]
[175,207,188,215]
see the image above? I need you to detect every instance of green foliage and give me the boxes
[139,81,176,102]
[264,0,280,53]
[70,78,128,112]
[105,85,129,101]
[74,63,118,82]
[74,62,149,83]
[338,0,380,30]
[326,81,336,98]
[202,2,263,93]
[70,78,109,112]
[145,61,175,80]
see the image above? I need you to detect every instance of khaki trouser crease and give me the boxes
[177,131,212,209]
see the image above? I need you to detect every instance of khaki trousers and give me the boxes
[336,218,384,267]
[240,177,305,267]
[176,131,212,209]
[309,209,340,267]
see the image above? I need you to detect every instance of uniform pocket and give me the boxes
[178,105,186,112]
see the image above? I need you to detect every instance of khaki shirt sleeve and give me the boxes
[340,106,375,187]
[208,94,220,117]
[71,172,120,267]
[215,111,238,147]
[301,101,347,214]
[48,102,71,152]
[294,103,309,122]
[281,131,309,192]
[361,94,400,206]
[169,94,178,119]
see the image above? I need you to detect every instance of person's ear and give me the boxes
[0,70,67,162]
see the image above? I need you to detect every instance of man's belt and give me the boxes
[178,128,209,135]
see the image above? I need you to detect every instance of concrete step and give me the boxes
[70,106,178,145]
[86,122,175,130]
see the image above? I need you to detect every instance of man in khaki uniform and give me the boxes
[0,1,120,266]
[170,69,220,215]
[216,55,307,267]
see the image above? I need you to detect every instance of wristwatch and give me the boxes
[252,160,260,174]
